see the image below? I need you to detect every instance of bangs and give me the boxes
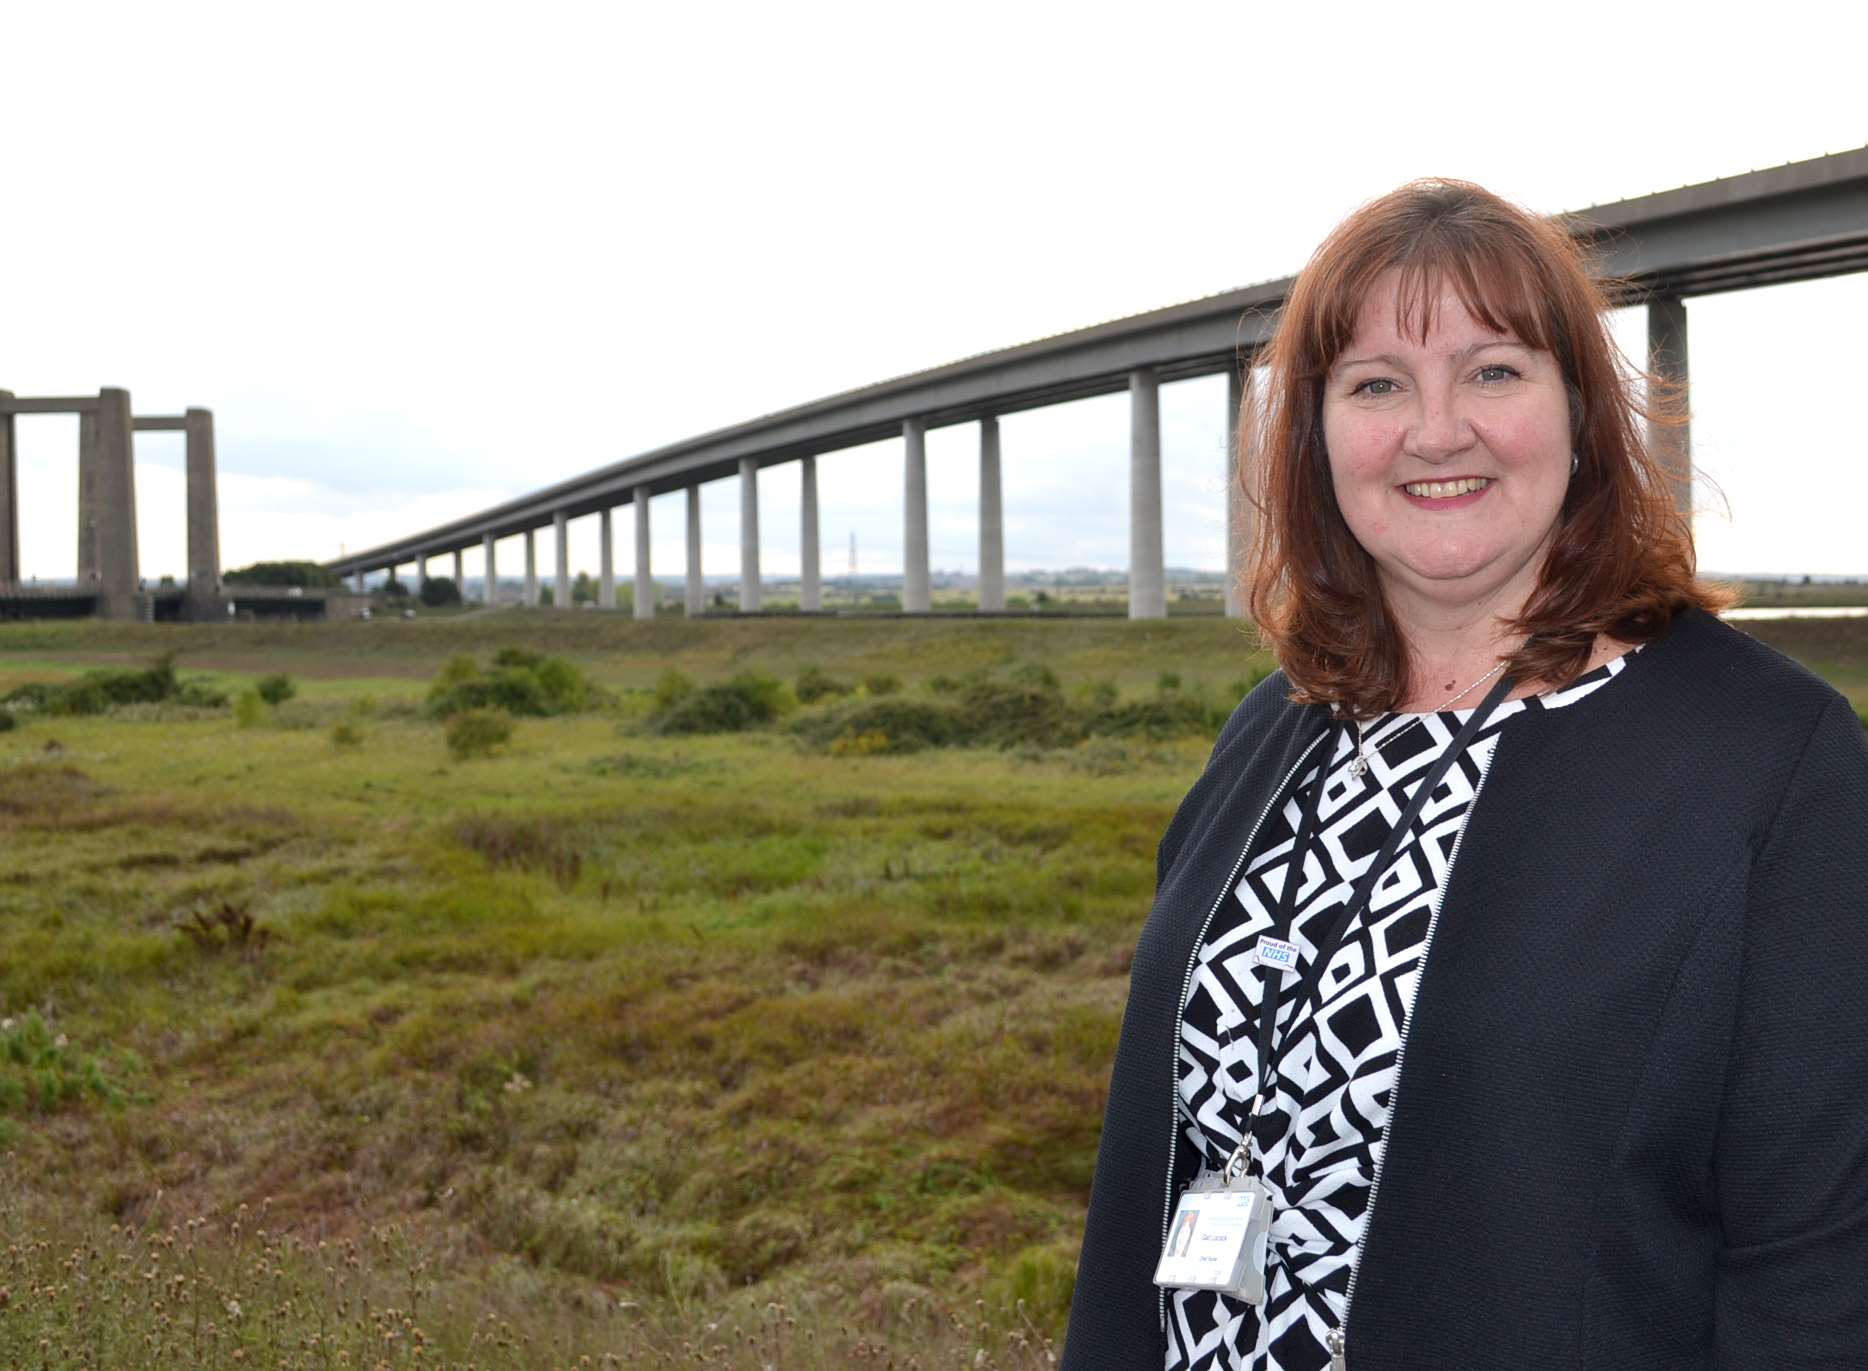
[1301,199,1574,373]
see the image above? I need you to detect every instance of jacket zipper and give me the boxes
[1328,753,1497,1370]
[1158,731,1329,1329]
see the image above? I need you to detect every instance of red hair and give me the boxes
[1242,178,1729,716]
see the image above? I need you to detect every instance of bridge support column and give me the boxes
[0,391,17,588]
[77,411,99,585]
[1129,368,1165,620]
[354,569,365,594]
[903,418,929,612]
[1647,295,1693,520]
[599,507,615,609]
[800,456,820,612]
[634,493,654,620]
[685,486,703,616]
[978,416,1004,612]
[553,510,570,608]
[1225,368,1250,619]
[482,533,496,605]
[523,529,538,606]
[452,548,463,589]
[95,388,140,620]
[418,554,429,585]
[739,458,761,611]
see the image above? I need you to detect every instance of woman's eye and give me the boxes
[1349,378,1397,398]
[1475,364,1520,384]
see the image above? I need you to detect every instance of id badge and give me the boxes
[1152,1169,1272,1305]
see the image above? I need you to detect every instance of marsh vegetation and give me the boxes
[0,612,1861,1368]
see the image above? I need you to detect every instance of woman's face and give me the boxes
[1321,269,1574,629]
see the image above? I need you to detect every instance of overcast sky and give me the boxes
[4,1,1865,584]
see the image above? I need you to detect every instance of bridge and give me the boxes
[308,148,1861,618]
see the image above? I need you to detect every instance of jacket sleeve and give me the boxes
[1713,694,1868,1368]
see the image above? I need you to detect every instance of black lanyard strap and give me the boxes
[1247,667,1518,1143]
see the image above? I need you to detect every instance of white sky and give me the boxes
[3,1,1865,584]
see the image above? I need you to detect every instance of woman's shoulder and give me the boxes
[1636,606,1852,728]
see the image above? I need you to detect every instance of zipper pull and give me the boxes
[1327,1327,1346,1371]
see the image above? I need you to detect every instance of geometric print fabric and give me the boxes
[1167,655,1631,1371]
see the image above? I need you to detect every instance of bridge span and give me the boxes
[329,148,1868,619]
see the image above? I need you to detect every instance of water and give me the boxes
[1722,606,1868,621]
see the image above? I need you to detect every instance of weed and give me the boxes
[795,664,854,703]
[175,899,274,960]
[234,688,266,727]
[255,672,297,705]
[446,708,514,759]
[0,1012,142,1116]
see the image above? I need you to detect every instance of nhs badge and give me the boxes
[1253,935,1300,977]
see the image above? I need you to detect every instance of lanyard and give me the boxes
[1243,668,1517,1168]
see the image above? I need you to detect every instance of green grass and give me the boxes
[0,611,1862,1369]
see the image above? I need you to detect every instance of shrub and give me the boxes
[828,729,893,756]
[653,668,694,710]
[0,710,14,733]
[419,575,463,607]
[651,672,790,735]
[331,721,364,750]
[1,654,226,716]
[426,652,603,718]
[255,673,297,706]
[794,665,853,704]
[1089,694,1224,740]
[955,675,1082,749]
[1156,671,1182,694]
[234,690,266,728]
[791,698,970,753]
[860,673,902,697]
[446,708,514,760]
[1073,678,1119,709]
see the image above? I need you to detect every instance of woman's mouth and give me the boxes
[1402,477,1492,499]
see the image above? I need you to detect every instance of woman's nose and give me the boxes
[1405,388,1475,463]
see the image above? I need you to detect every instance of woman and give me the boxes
[1061,180,1868,1370]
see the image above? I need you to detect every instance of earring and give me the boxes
[1570,453,1580,476]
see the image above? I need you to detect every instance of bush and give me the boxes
[1157,671,1182,694]
[794,665,853,704]
[255,673,297,706]
[1,654,226,716]
[955,674,1082,749]
[331,722,364,750]
[653,668,694,710]
[426,652,604,718]
[860,673,901,697]
[1087,694,1221,740]
[0,710,14,733]
[446,708,514,760]
[791,698,971,754]
[651,672,791,735]
[419,575,463,607]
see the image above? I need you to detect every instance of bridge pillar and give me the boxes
[978,416,1004,612]
[418,553,430,586]
[77,410,99,585]
[599,507,615,609]
[353,569,365,594]
[95,388,140,620]
[739,457,761,611]
[553,510,570,608]
[1647,295,1693,519]
[800,456,821,612]
[1129,368,1166,620]
[522,529,538,606]
[685,486,703,616]
[634,493,654,619]
[482,533,496,604]
[1225,368,1250,619]
[903,418,930,612]
[0,391,17,588]
[452,548,463,590]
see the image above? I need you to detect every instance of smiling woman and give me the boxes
[1061,181,1868,1371]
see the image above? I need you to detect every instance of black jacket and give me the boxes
[1062,609,1868,1370]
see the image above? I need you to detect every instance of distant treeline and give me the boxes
[222,560,343,588]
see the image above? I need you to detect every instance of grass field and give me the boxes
[1,610,1863,1370]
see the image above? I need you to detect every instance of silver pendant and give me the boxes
[1348,753,1368,778]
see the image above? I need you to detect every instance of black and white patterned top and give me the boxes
[1167,654,1634,1371]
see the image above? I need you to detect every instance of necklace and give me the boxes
[1345,658,1510,779]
